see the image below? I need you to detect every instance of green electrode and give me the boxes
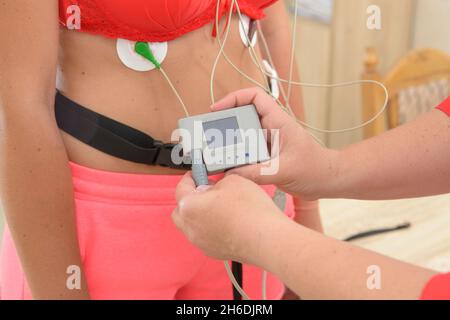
[135,42,161,69]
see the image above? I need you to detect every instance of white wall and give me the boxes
[292,0,450,148]
[289,0,417,148]
[413,0,450,53]
[326,0,415,148]
[295,18,332,143]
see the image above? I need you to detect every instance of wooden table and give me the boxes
[320,194,450,272]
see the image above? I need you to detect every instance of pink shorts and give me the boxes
[0,162,294,300]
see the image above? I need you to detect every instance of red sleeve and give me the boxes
[419,98,450,300]
[436,96,450,117]
[421,273,450,300]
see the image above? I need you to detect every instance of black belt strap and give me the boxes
[232,262,243,300]
[55,92,190,170]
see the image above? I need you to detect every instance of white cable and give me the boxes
[234,1,326,146]
[214,0,296,123]
[210,0,271,105]
[257,23,291,109]
[226,1,296,116]
[224,261,250,300]
[210,0,237,104]
[262,270,268,300]
[286,0,299,105]
[234,4,271,91]
[277,79,389,134]
[159,67,190,117]
[235,2,294,115]
[241,1,390,135]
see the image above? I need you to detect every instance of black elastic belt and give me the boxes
[55,91,191,170]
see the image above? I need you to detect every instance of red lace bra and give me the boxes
[59,0,277,42]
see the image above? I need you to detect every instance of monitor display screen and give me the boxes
[202,117,242,149]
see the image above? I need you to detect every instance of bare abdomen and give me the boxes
[57,17,267,174]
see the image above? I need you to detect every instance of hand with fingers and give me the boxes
[172,172,288,265]
[212,87,339,201]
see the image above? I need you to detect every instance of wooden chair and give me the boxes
[361,48,450,138]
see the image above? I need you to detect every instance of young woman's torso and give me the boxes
[57,0,272,175]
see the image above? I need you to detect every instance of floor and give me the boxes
[1,194,449,273]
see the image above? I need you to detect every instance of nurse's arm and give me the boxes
[329,110,450,200]
[256,217,436,300]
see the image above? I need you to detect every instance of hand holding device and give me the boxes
[211,87,339,201]
[178,104,273,300]
[172,173,285,266]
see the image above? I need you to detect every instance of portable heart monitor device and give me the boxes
[178,105,270,175]
[178,105,270,299]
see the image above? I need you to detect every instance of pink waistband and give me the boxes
[69,161,275,205]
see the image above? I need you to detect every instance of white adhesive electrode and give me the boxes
[262,60,280,100]
[239,14,258,48]
[116,38,168,72]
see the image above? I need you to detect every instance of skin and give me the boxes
[0,1,318,299]
[0,0,89,299]
[173,88,450,299]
